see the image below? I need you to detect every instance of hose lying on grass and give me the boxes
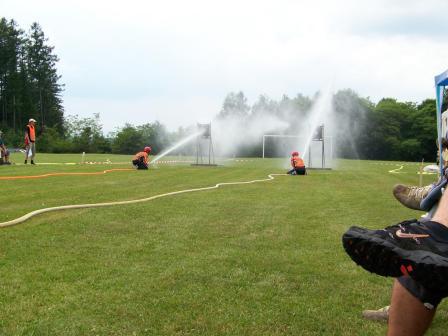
[0,173,287,228]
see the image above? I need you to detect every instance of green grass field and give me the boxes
[1,153,446,335]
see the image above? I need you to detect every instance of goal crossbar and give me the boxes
[262,134,333,166]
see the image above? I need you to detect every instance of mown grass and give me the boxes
[0,154,446,335]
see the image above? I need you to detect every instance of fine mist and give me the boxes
[292,88,368,168]
[212,113,289,157]
[160,90,369,165]
[293,88,334,168]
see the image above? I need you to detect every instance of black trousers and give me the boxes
[132,158,148,170]
[287,167,306,175]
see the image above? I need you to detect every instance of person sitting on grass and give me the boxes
[287,151,306,175]
[0,130,11,165]
[132,146,151,170]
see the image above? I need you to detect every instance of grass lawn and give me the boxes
[0,153,446,335]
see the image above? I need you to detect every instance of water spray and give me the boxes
[150,131,203,165]
[300,89,333,159]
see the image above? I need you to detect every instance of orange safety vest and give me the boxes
[133,151,149,164]
[291,156,305,168]
[27,124,36,142]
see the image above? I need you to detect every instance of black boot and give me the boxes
[31,160,35,165]
[24,160,27,164]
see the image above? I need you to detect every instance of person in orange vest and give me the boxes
[287,151,306,175]
[132,146,151,170]
[24,118,37,165]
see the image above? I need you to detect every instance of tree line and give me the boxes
[11,90,436,162]
[217,90,438,162]
[0,18,64,139]
[0,18,439,162]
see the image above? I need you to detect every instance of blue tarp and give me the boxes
[435,70,448,87]
[434,70,447,174]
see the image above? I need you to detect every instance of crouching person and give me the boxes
[0,130,11,165]
[132,146,151,170]
[287,151,306,175]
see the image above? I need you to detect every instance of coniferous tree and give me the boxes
[25,22,64,134]
[0,18,64,143]
[0,18,24,130]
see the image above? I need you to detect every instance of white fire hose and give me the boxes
[0,173,287,228]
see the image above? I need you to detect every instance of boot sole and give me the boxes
[342,226,448,291]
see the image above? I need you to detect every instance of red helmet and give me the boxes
[292,151,299,156]
[144,146,152,153]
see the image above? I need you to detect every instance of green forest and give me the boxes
[0,18,439,161]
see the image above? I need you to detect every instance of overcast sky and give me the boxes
[2,0,448,132]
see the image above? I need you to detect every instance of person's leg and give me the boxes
[25,145,30,163]
[388,279,436,336]
[136,158,148,170]
[30,143,36,163]
[420,176,447,211]
[432,191,448,224]
[137,163,148,170]
[296,167,306,175]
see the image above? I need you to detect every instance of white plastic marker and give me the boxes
[0,173,288,228]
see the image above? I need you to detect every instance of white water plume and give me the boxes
[298,90,333,157]
[152,87,365,166]
[150,131,202,164]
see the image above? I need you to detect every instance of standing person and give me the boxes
[0,130,11,165]
[24,118,37,165]
[287,151,306,175]
[132,146,151,170]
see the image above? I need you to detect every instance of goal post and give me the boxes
[262,134,333,169]
[262,135,304,159]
